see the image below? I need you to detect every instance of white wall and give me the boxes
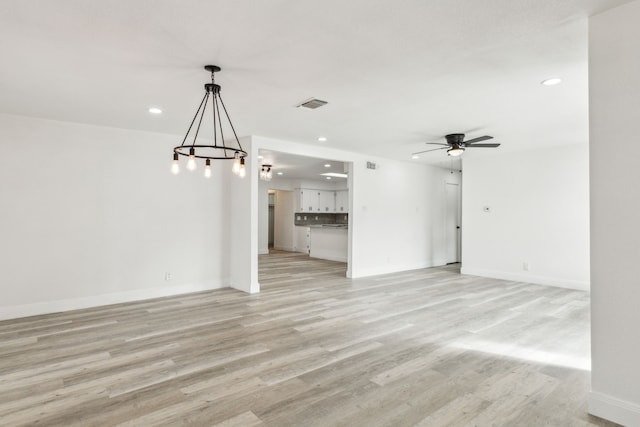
[229,136,258,294]
[349,157,459,277]
[589,2,640,425]
[257,179,269,254]
[0,113,233,320]
[251,136,456,280]
[461,145,590,291]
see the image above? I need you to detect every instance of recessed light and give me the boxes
[324,164,331,168]
[326,177,332,180]
[148,107,163,114]
[277,172,283,176]
[412,155,419,159]
[257,155,263,159]
[321,172,348,178]
[318,137,327,142]
[541,78,562,86]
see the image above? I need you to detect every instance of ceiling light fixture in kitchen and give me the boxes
[171,65,247,178]
[260,164,273,181]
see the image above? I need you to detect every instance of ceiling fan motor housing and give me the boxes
[446,133,465,146]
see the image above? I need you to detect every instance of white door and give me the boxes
[445,183,461,264]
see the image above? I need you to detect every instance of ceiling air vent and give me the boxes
[296,98,328,109]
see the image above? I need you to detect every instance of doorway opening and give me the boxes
[268,191,275,249]
[257,149,351,284]
[445,181,462,265]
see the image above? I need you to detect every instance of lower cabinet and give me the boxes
[294,226,310,254]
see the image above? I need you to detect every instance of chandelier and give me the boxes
[172,65,247,178]
[260,164,273,181]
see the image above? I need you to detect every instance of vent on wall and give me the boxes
[296,98,328,109]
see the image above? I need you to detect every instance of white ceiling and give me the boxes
[0,0,632,165]
[258,150,347,182]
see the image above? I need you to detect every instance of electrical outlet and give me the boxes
[523,262,530,271]
[165,272,172,281]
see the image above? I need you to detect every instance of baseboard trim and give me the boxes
[589,390,640,426]
[460,267,589,291]
[0,281,227,321]
[350,260,447,279]
[309,249,347,263]
[274,245,295,253]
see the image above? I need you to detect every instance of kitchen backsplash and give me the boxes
[295,213,348,226]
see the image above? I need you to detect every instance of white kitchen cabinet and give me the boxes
[296,188,343,213]
[294,226,310,254]
[309,226,348,262]
[335,190,349,213]
[319,190,335,213]
[298,189,319,212]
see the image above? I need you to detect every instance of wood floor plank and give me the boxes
[0,250,619,426]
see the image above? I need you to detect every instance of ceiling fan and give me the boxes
[412,133,501,157]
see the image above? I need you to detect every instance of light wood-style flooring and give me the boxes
[0,250,617,426]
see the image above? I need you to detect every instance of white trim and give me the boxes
[460,267,589,291]
[589,390,640,426]
[0,281,227,321]
[309,249,348,263]
[350,260,448,279]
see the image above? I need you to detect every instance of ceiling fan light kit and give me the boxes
[172,65,247,178]
[447,147,465,156]
[412,133,501,157]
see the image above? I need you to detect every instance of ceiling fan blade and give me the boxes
[465,143,501,148]
[412,147,448,155]
[464,135,493,144]
[426,142,449,146]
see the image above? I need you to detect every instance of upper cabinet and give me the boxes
[295,188,347,213]
[319,190,335,213]
[335,190,349,213]
[297,189,319,212]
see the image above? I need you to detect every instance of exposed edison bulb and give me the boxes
[204,159,212,178]
[171,153,180,175]
[239,157,246,178]
[187,148,197,171]
[232,152,241,175]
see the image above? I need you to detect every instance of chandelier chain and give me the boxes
[179,92,208,147]
[192,91,209,146]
